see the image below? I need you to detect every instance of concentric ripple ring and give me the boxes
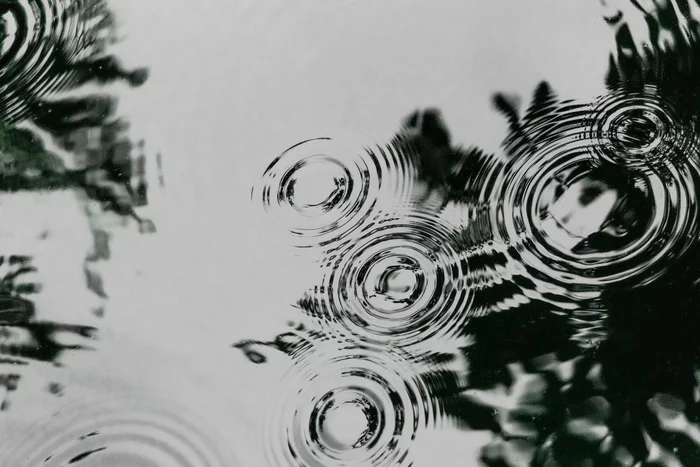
[586,85,699,172]
[252,137,416,251]
[307,208,471,347]
[0,392,236,466]
[264,339,439,467]
[0,0,94,123]
[491,92,700,292]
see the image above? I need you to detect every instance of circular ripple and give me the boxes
[491,95,700,293]
[264,339,440,467]
[0,0,105,123]
[0,392,235,467]
[308,208,471,347]
[252,137,416,251]
[586,85,699,172]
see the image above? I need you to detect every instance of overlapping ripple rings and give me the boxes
[264,338,440,467]
[253,137,417,251]
[0,0,87,122]
[303,207,471,347]
[586,85,699,173]
[0,392,235,467]
[491,86,700,293]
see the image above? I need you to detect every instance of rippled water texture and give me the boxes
[254,137,417,252]
[300,208,471,348]
[0,393,233,466]
[8,0,700,466]
[489,84,700,294]
[247,1,700,465]
[254,87,700,309]
[1,0,118,122]
[264,337,444,467]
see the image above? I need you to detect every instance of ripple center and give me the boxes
[319,397,374,450]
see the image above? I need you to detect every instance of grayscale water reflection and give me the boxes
[6,0,700,466]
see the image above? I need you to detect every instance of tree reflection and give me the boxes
[0,0,151,411]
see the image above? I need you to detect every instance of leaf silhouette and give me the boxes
[13,283,41,295]
[30,95,118,134]
[603,0,700,124]
[7,255,31,266]
[0,321,97,364]
[526,82,558,117]
[492,92,522,135]
[2,266,38,283]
